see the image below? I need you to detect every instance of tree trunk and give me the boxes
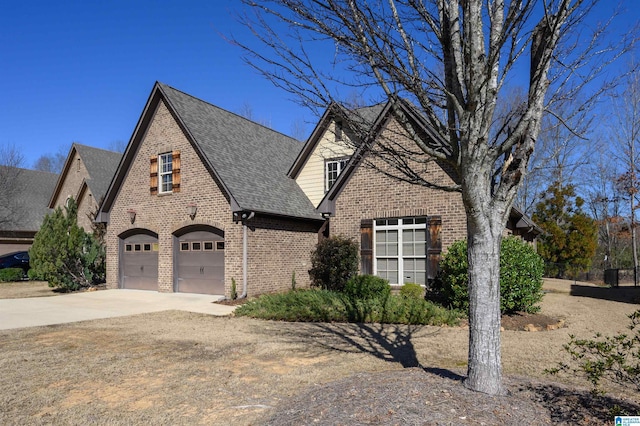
[464,202,507,395]
[632,198,638,286]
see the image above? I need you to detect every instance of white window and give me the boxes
[325,158,348,192]
[374,217,427,285]
[159,152,173,193]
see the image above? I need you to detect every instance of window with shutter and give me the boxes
[372,216,441,286]
[150,157,158,195]
[172,150,181,193]
[158,152,173,193]
[360,219,373,275]
[427,217,442,281]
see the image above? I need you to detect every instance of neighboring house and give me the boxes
[0,167,58,255]
[48,143,122,231]
[97,82,539,297]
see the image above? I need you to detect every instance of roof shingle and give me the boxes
[158,83,320,220]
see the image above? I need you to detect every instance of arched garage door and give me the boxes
[174,226,224,295]
[121,230,159,290]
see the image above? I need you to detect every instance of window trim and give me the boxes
[158,152,173,194]
[325,157,349,192]
[373,217,428,286]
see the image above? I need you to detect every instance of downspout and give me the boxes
[239,211,255,299]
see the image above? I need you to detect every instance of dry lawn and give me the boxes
[1,279,640,425]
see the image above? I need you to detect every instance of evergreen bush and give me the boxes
[433,236,544,314]
[29,198,105,291]
[344,275,391,300]
[400,282,424,300]
[308,236,359,291]
[0,268,24,282]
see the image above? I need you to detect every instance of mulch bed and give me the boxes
[500,312,564,331]
[266,368,640,425]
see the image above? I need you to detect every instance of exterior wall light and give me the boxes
[127,209,136,224]
[188,203,198,220]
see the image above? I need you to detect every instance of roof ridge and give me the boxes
[73,142,121,155]
[0,165,58,177]
[158,82,300,143]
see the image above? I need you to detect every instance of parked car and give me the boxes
[0,251,30,273]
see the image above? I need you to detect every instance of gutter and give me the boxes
[238,211,255,299]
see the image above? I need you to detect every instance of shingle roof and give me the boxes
[158,83,321,220]
[0,167,58,232]
[73,144,122,203]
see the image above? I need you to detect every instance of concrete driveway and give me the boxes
[0,289,236,330]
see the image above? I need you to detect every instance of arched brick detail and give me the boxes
[171,219,226,234]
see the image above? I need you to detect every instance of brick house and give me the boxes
[48,143,122,231]
[97,82,539,297]
[291,100,539,286]
[97,82,323,296]
[0,167,58,255]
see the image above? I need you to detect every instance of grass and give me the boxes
[235,288,463,326]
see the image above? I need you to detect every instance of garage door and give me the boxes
[175,229,224,295]
[121,233,159,290]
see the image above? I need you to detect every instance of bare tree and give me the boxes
[33,145,68,174]
[235,0,634,394]
[107,140,128,153]
[517,97,593,213]
[585,146,626,270]
[0,144,25,228]
[237,101,272,127]
[289,117,309,141]
[610,63,640,285]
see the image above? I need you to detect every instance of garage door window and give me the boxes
[192,242,201,251]
[180,242,190,251]
[203,241,214,251]
[216,242,225,250]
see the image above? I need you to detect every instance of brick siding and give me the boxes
[50,149,98,231]
[330,118,468,261]
[105,99,319,296]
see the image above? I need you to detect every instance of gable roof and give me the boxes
[306,100,539,235]
[99,82,321,221]
[0,167,58,232]
[288,102,386,179]
[48,143,122,208]
[75,144,122,204]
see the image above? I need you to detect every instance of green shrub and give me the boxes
[383,295,463,326]
[400,283,424,300]
[432,236,544,314]
[235,288,463,326]
[235,289,348,322]
[499,236,545,313]
[308,236,359,291]
[547,310,640,394]
[231,278,238,300]
[344,275,391,300]
[29,198,105,291]
[0,268,24,282]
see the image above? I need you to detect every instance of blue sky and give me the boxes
[1,1,638,169]
[1,1,313,168]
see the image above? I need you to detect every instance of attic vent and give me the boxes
[335,120,343,141]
